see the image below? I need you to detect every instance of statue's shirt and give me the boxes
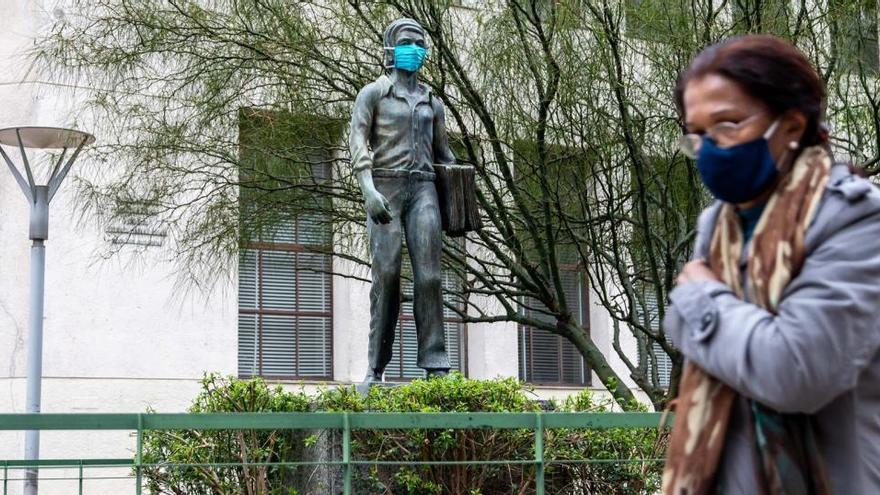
[349,75,455,173]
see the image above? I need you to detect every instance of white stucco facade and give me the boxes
[0,1,644,493]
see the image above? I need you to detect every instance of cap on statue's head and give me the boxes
[383,18,426,69]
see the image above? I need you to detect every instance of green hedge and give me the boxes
[140,373,667,494]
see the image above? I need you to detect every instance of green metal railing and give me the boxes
[0,412,671,494]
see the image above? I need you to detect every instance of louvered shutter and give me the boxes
[238,216,333,379]
[297,214,330,246]
[239,251,259,376]
[518,270,589,386]
[442,269,464,372]
[637,290,672,388]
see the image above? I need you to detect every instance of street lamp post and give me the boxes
[0,127,95,495]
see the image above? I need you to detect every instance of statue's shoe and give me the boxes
[356,370,383,395]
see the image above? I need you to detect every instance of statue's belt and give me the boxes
[372,168,436,181]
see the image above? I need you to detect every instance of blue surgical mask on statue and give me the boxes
[696,119,782,203]
[393,45,427,72]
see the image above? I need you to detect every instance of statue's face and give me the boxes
[389,28,427,73]
[395,29,426,49]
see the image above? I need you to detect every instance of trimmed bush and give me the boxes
[544,390,666,494]
[140,373,666,494]
[316,374,541,494]
[141,374,310,495]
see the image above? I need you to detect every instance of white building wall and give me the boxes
[331,258,372,382]
[465,293,520,380]
[0,2,238,492]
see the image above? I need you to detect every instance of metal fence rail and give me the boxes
[0,412,671,495]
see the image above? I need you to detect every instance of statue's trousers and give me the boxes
[366,169,451,373]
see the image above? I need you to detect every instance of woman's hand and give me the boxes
[676,259,720,285]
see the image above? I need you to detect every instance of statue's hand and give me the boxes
[364,189,393,224]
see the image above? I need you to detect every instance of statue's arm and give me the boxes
[432,98,457,165]
[350,83,392,224]
[350,84,377,174]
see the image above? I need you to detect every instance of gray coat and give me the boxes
[663,163,880,494]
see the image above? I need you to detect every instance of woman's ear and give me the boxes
[771,111,809,172]
[781,111,808,147]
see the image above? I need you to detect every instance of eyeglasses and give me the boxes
[678,113,778,159]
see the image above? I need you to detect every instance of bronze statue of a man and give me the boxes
[349,18,456,390]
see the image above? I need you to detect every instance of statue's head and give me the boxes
[383,18,427,73]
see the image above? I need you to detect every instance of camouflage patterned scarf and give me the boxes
[663,145,833,495]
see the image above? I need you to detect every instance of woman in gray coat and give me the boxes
[662,35,880,495]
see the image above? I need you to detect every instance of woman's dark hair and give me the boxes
[675,35,828,148]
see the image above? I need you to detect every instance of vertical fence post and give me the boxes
[3,460,7,495]
[535,412,545,495]
[342,412,351,495]
[136,414,143,495]
[78,460,84,495]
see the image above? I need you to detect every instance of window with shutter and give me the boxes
[237,109,338,380]
[518,269,590,386]
[384,251,467,380]
[636,290,672,388]
[509,137,592,387]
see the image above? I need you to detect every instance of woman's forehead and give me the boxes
[683,74,762,119]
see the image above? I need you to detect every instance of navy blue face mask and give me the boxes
[696,119,782,204]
